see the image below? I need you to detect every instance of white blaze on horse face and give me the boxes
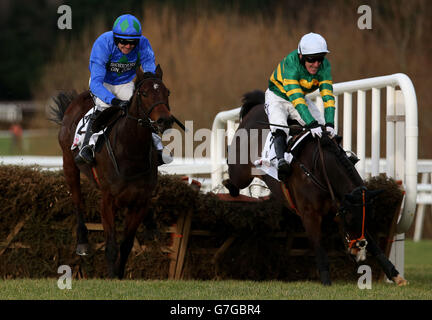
[153,83,159,90]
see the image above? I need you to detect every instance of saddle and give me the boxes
[90,106,125,153]
[92,106,124,133]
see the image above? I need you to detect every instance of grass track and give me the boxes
[0,240,431,300]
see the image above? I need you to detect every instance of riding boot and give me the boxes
[75,113,97,165]
[273,130,292,181]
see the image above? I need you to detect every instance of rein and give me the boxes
[294,135,337,201]
[317,138,336,202]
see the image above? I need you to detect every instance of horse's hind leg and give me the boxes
[63,154,89,255]
[117,204,149,279]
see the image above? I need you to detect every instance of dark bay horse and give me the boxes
[224,90,407,286]
[51,65,174,278]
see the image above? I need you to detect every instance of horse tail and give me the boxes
[239,90,265,121]
[48,90,78,124]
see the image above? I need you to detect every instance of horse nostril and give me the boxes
[357,239,367,248]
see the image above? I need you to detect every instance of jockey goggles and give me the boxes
[303,54,325,63]
[115,38,140,46]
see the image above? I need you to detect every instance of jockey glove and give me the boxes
[325,123,336,138]
[306,121,322,138]
[111,98,129,109]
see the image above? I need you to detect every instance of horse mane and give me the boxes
[239,90,265,120]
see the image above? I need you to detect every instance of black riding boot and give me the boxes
[273,130,292,181]
[75,113,97,165]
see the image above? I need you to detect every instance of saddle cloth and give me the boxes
[254,130,310,181]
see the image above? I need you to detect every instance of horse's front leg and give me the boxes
[365,232,408,286]
[101,192,119,278]
[302,212,331,286]
[63,153,89,256]
[117,204,150,279]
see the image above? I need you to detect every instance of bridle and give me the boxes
[340,186,369,245]
[102,77,170,181]
[125,77,171,133]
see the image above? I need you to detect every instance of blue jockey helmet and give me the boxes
[112,14,142,39]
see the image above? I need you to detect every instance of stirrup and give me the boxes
[75,145,95,165]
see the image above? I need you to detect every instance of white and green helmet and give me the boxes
[112,14,142,39]
[297,32,330,55]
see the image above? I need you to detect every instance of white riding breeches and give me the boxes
[264,88,325,137]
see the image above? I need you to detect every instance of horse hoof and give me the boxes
[76,244,89,256]
[392,275,408,286]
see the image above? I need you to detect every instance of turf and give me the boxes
[0,240,430,300]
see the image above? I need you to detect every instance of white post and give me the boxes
[413,172,428,242]
[371,88,381,176]
[334,95,339,134]
[389,90,407,280]
[343,92,352,151]
[356,90,366,178]
[211,108,241,189]
[388,233,405,280]
[386,86,395,178]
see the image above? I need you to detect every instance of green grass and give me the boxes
[0,240,431,300]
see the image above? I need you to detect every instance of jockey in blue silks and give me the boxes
[72,13,170,165]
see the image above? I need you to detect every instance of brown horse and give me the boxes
[224,90,407,286]
[51,65,174,278]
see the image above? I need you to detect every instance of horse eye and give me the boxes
[141,91,147,97]
[167,90,170,96]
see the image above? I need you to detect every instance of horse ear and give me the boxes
[155,64,163,79]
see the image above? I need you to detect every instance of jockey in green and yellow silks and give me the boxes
[264,32,336,181]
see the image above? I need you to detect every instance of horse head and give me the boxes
[131,64,174,133]
[339,186,383,262]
